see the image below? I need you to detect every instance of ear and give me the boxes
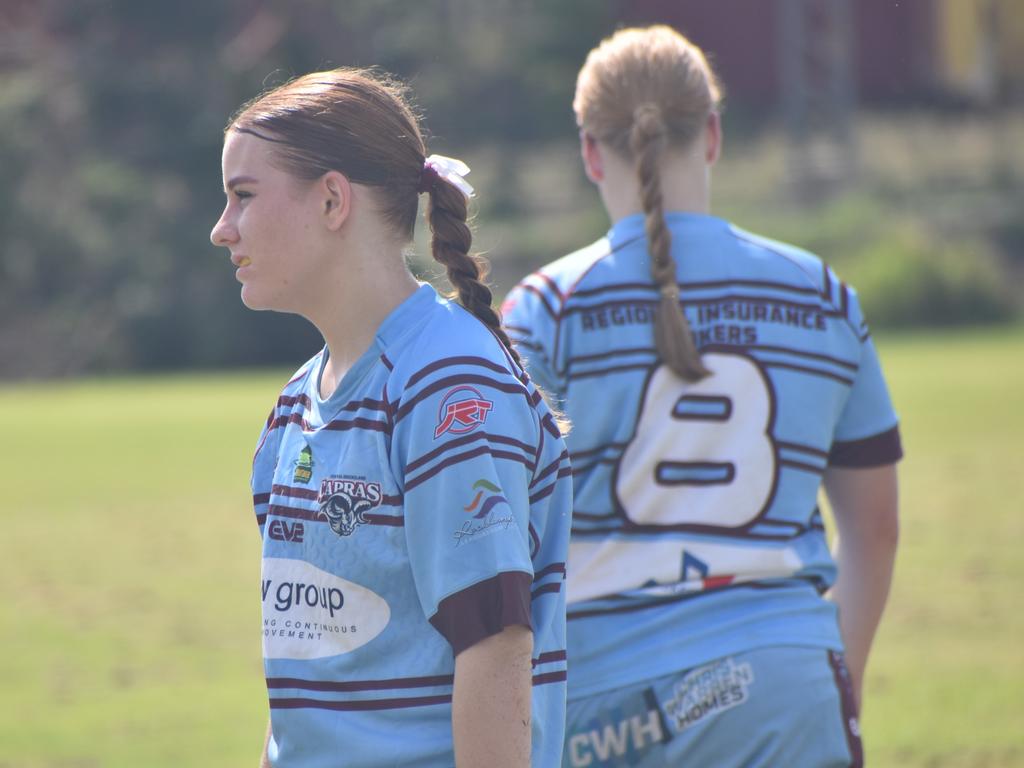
[580,130,605,184]
[704,111,722,166]
[319,170,352,231]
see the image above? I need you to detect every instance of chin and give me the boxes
[240,285,270,311]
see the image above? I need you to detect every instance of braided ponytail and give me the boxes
[425,179,524,369]
[630,104,709,382]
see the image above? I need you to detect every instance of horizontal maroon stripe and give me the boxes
[564,293,847,319]
[828,425,903,467]
[406,356,512,390]
[776,440,829,459]
[335,397,388,413]
[270,693,452,712]
[267,504,404,527]
[532,671,568,686]
[531,450,570,488]
[763,360,854,386]
[395,373,529,423]
[779,458,826,476]
[266,673,453,692]
[531,583,563,599]
[568,363,652,382]
[567,580,791,621]
[269,486,399,508]
[569,442,627,462]
[268,504,320,522]
[533,563,566,582]
[272,484,317,501]
[253,492,271,505]
[571,521,800,541]
[750,343,858,371]
[256,513,267,526]
[267,413,390,434]
[563,345,655,374]
[277,393,312,410]
[406,431,536,474]
[534,649,567,666]
[364,513,404,527]
[529,479,565,505]
[321,417,390,433]
[404,445,536,492]
[570,276,822,300]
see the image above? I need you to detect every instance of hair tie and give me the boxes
[417,154,475,199]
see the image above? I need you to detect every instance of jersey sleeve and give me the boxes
[502,277,564,399]
[389,358,541,655]
[829,286,904,467]
[251,402,284,533]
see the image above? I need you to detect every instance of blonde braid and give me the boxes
[631,104,709,382]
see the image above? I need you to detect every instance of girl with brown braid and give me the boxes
[505,26,901,767]
[211,68,572,768]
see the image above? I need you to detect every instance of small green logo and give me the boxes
[293,444,314,484]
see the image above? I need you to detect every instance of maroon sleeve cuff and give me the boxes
[828,424,903,467]
[429,572,533,656]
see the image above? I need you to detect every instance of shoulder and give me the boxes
[727,226,835,292]
[504,236,616,320]
[385,293,533,403]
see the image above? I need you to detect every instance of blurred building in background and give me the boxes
[621,0,1024,106]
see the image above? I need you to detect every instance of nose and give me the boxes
[210,207,238,247]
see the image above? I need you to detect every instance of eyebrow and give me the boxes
[225,175,258,192]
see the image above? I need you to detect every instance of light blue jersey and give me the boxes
[503,213,902,702]
[253,284,572,767]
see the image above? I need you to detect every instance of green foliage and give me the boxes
[2,329,1023,765]
[2,4,1021,378]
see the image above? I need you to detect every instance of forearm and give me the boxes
[259,719,272,768]
[825,463,900,708]
[452,624,533,768]
[830,523,897,704]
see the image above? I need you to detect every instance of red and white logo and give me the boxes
[434,385,493,439]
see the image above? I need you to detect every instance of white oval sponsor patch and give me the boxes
[261,557,390,660]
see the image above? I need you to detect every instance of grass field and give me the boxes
[1,327,1022,767]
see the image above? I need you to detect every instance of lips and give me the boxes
[231,254,252,267]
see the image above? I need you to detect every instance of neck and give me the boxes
[305,238,418,400]
[600,146,711,224]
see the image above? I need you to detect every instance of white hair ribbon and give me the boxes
[424,154,475,199]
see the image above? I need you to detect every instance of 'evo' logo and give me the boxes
[268,520,304,542]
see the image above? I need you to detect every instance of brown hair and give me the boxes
[574,26,721,381]
[227,67,521,366]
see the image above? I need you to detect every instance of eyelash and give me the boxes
[234,190,253,200]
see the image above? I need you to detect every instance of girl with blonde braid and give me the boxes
[211,68,572,767]
[504,26,901,767]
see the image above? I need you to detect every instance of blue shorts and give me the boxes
[564,646,862,768]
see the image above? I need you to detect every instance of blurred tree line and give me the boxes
[1,0,1020,379]
[0,0,612,377]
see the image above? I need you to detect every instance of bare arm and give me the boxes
[824,462,899,709]
[259,719,272,768]
[452,624,533,768]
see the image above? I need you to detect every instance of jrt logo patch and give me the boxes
[434,385,493,439]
